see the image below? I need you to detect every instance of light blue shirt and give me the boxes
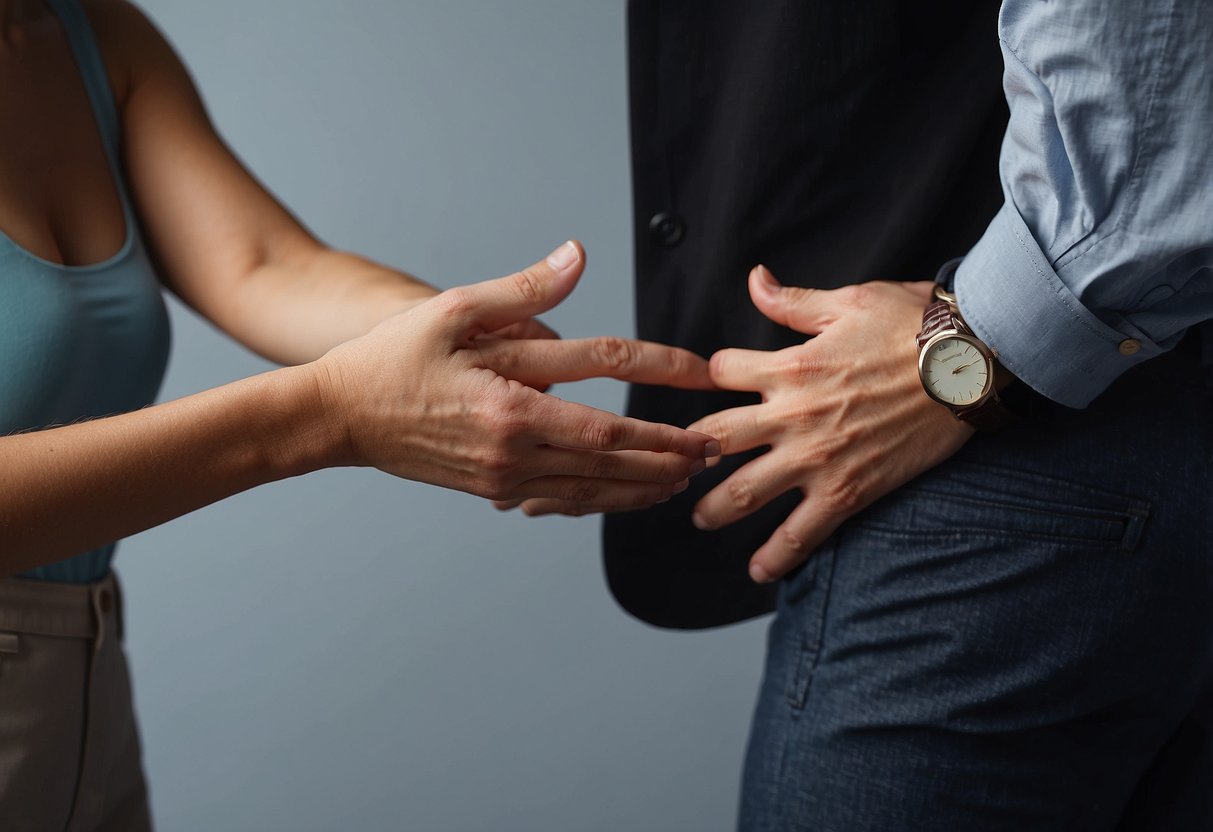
[954,0,1213,408]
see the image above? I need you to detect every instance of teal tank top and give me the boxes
[5,0,171,583]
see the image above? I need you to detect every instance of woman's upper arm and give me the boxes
[85,0,321,324]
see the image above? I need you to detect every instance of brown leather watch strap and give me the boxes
[956,392,1019,430]
[915,299,958,349]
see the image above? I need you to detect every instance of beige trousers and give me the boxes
[0,572,152,831]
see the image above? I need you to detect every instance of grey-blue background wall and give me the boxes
[122,2,768,829]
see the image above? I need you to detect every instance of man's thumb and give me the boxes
[749,264,839,336]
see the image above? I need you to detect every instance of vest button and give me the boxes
[1118,339,1142,356]
[649,212,686,247]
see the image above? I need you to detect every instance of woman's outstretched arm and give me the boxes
[0,248,717,577]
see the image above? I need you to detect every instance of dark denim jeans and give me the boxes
[739,350,1213,831]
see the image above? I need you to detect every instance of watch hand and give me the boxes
[952,360,982,374]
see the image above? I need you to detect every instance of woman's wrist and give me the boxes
[255,363,356,480]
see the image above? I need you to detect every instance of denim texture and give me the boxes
[739,351,1213,830]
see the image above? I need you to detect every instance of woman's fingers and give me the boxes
[435,241,586,336]
[486,317,560,342]
[524,446,706,484]
[524,394,719,459]
[509,475,690,510]
[491,449,703,513]
[509,498,656,518]
[478,336,713,390]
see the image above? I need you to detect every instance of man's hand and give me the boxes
[687,265,974,583]
[311,242,718,510]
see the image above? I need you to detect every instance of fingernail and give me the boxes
[749,561,773,584]
[545,241,579,272]
[692,512,712,530]
[704,440,722,458]
[755,265,779,291]
[674,478,689,494]
[689,458,706,476]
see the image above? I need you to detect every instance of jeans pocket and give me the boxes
[778,539,839,710]
[850,461,1151,555]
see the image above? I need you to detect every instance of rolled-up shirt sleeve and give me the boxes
[954,0,1213,408]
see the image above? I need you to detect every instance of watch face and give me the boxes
[922,336,992,407]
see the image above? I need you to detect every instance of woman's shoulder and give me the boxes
[79,0,155,36]
[78,0,178,111]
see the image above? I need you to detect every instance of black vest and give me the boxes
[604,0,1007,629]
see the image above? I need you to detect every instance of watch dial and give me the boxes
[924,337,991,406]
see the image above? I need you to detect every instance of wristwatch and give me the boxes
[915,259,1019,430]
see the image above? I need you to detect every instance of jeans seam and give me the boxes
[788,540,838,711]
[848,519,1150,555]
[902,487,1142,524]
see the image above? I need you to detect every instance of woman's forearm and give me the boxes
[0,365,333,576]
[225,245,439,365]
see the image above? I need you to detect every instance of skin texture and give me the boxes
[512,266,976,582]
[0,1,716,576]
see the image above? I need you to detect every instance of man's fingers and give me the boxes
[438,241,586,334]
[526,395,719,458]
[747,497,842,584]
[687,404,772,464]
[706,348,783,392]
[748,264,844,336]
[480,337,713,389]
[691,454,800,531]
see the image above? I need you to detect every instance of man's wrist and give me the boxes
[942,261,1055,423]
[917,264,1039,429]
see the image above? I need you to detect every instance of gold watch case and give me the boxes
[917,295,998,411]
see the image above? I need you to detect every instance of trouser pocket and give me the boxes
[777,538,838,711]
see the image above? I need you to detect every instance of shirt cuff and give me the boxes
[953,203,1163,409]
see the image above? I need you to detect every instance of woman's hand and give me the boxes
[310,242,719,509]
